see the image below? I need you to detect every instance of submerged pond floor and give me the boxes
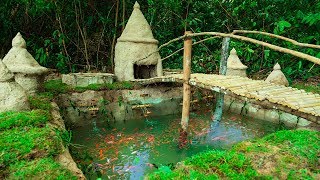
[71,110,284,179]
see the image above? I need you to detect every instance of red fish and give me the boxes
[99,149,103,159]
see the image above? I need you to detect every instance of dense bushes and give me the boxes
[0,0,319,82]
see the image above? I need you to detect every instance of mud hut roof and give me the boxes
[227,48,248,70]
[117,1,158,44]
[2,33,48,75]
[0,60,14,82]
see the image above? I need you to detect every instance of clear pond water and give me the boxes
[71,111,282,179]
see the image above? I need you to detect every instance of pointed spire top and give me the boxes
[3,33,48,75]
[134,1,140,9]
[273,63,281,70]
[12,32,26,48]
[117,1,158,44]
[227,48,247,70]
[230,48,237,55]
[266,63,289,86]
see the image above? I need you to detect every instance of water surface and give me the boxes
[72,111,280,179]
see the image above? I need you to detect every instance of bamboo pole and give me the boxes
[181,31,192,132]
[179,31,192,149]
[212,37,230,123]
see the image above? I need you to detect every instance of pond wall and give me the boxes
[57,86,183,127]
[56,84,317,130]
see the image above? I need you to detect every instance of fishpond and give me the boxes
[71,110,284,179]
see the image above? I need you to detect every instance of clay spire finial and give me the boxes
[117,1,158,44]
[3,33,48,75]
[230,48,237,55]
[273,63,281,70]
[227,48,248,69]
[265,63,289,86]
[12,32,26,48]
[134,1,140,9]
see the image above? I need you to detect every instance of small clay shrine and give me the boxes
[114,1,163,81]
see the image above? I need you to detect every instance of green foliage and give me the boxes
[8,158,77,180]
[0,127,62,167]
[0,0,319,80]
[0,110,49,130]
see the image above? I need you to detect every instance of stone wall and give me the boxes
[57,86,183,127]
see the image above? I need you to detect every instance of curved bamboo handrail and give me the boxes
[137,31,320,65]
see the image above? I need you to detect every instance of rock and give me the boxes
[226,48,248,77]
[114,1,162,81]
[62,73,115,87]
[49,102,85,179]
[2,32,49,95]
[55,146,86,179]
[0,60,30,112]
[265,63,289,86]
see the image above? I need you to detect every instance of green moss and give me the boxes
[74,81,135,92]
[0,89,77,179]
[0,127,62,167]
[149,150,260,179]
[262,130,320,165]
[148,130,320,179]
[0,110,49,130]
[29,92,54,111]
[44,79,70,94]
[45,79,136,94]
[8,158,77,180]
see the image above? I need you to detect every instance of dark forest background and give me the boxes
[0,0,319,82]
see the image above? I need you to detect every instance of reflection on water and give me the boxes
[71,111,280,179]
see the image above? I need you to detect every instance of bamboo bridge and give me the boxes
[131,30,320,138]
[133,73,320,124]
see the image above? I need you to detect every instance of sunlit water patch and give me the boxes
[71,111,282,179]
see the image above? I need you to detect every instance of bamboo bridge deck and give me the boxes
[133,73,320,124]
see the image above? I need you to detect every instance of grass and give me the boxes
[44,79,136,94]
[8,158,77,180]
[147,130,320,179]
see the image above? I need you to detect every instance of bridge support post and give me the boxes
[179,31,192,148]
[212,37,230,123]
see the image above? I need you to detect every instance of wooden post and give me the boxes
[179,31,192,148]
[213,37,230,123]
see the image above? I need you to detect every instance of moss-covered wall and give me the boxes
[0,93,84,179]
